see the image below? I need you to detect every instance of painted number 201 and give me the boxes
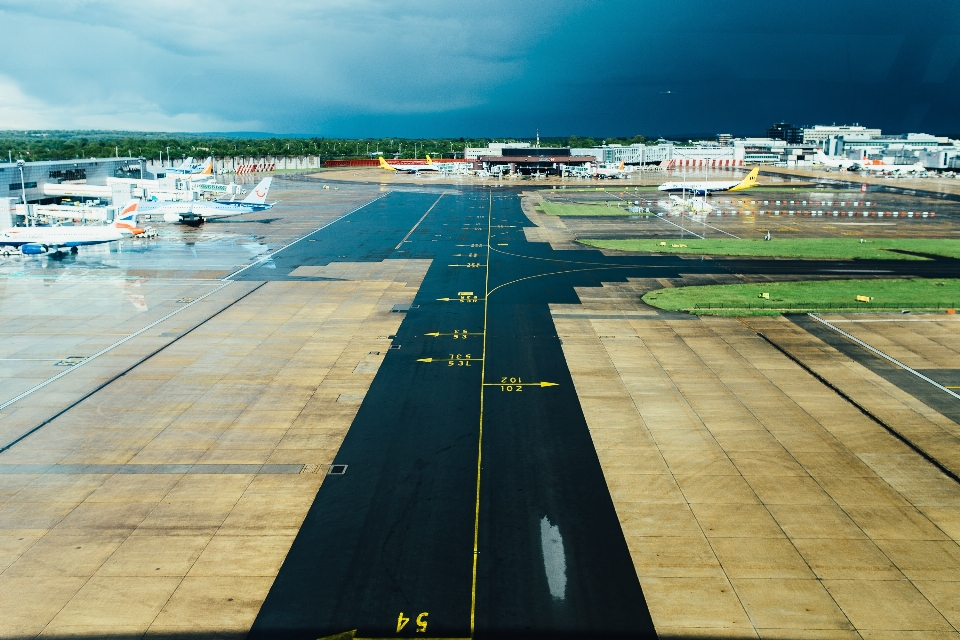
[500,376,522,392]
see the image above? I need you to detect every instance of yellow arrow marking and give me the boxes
[482,381,559,387]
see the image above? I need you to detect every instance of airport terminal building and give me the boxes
[0,157,146,204]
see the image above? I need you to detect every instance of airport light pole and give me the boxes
[16,160,26,206]
[16,159,29,226]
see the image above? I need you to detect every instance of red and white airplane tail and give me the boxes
[112,201,144,236]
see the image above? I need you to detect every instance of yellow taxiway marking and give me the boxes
[470,190,495,635]
[948,386,960,389]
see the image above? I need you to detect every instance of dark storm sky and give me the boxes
[1,0,958,137]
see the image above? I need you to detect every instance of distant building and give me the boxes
[717,134,733,146]
[0,157,145,204]
[463,142,531,160]
[479,154,594,176]
[766,123,804,145]
[836,133,954,163]
[803,124,881,145]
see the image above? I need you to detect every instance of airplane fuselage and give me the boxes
[0,226,126,253]
[657,180,742,195]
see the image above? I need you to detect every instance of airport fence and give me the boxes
[693,302,959,311]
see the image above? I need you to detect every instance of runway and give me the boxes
[246,187,960,638]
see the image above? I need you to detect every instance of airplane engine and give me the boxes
[20,243,47,255]
[163,212,182,223]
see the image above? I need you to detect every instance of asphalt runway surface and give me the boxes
[247,186,960,639]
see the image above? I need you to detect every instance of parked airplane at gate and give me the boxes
[594,161,629,179]
[139,177,275,224]
[379,155,440,173]
[215,177,274,211]
[163,157,214,177]
[658,167,759,195]
[813,150,926,174]
[0,203,142,256]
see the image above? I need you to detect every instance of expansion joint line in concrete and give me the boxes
[470,189,493,636]
[0,280,235,414]
[809,313,960,402]
[755,331,960,486]
[0,282,267,455]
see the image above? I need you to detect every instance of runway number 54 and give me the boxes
[397,611,428,633]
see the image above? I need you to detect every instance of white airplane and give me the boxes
[594,161,629,179]
[215,177,274,211]
[163,157,214,177]
[0,203,142,256]
[658,167,759,195]
[813,150,926,174]
[139,177,275,224]
[379,155,440,173]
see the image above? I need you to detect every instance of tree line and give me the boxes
[0,131,657,163]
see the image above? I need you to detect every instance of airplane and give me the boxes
[657,167,759,195]
[379,155,440,174]
[141,177,277,226]
[215,177,275,211]
[594,161,629,179]
[138,178,275,224]
[813,150,925,174]
[160,157,214,178]
[0,203,143,256]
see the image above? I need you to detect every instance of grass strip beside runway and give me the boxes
[643,278,960,316]
[539,202,654,216]
[581,237,960,260]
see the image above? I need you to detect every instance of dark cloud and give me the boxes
[0,0,957,135]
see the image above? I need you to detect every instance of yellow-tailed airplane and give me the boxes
[657,167,759,195]
[379,155,440,174]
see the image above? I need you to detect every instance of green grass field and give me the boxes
[538,202,653,217]
[642,279,960,316]
[581,238,960,261]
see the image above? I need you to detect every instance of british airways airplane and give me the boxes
[0,203,142,256]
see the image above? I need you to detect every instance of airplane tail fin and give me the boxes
[197,159,213,175]
[618,160,625,170]
[425,154,433,165]
[112,201,143,235]
[379,157,393,171]
[728,167,759,191]
[179,157,194,170]
[242,177,272,204]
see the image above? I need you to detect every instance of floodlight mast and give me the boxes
[16,159,26,205]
